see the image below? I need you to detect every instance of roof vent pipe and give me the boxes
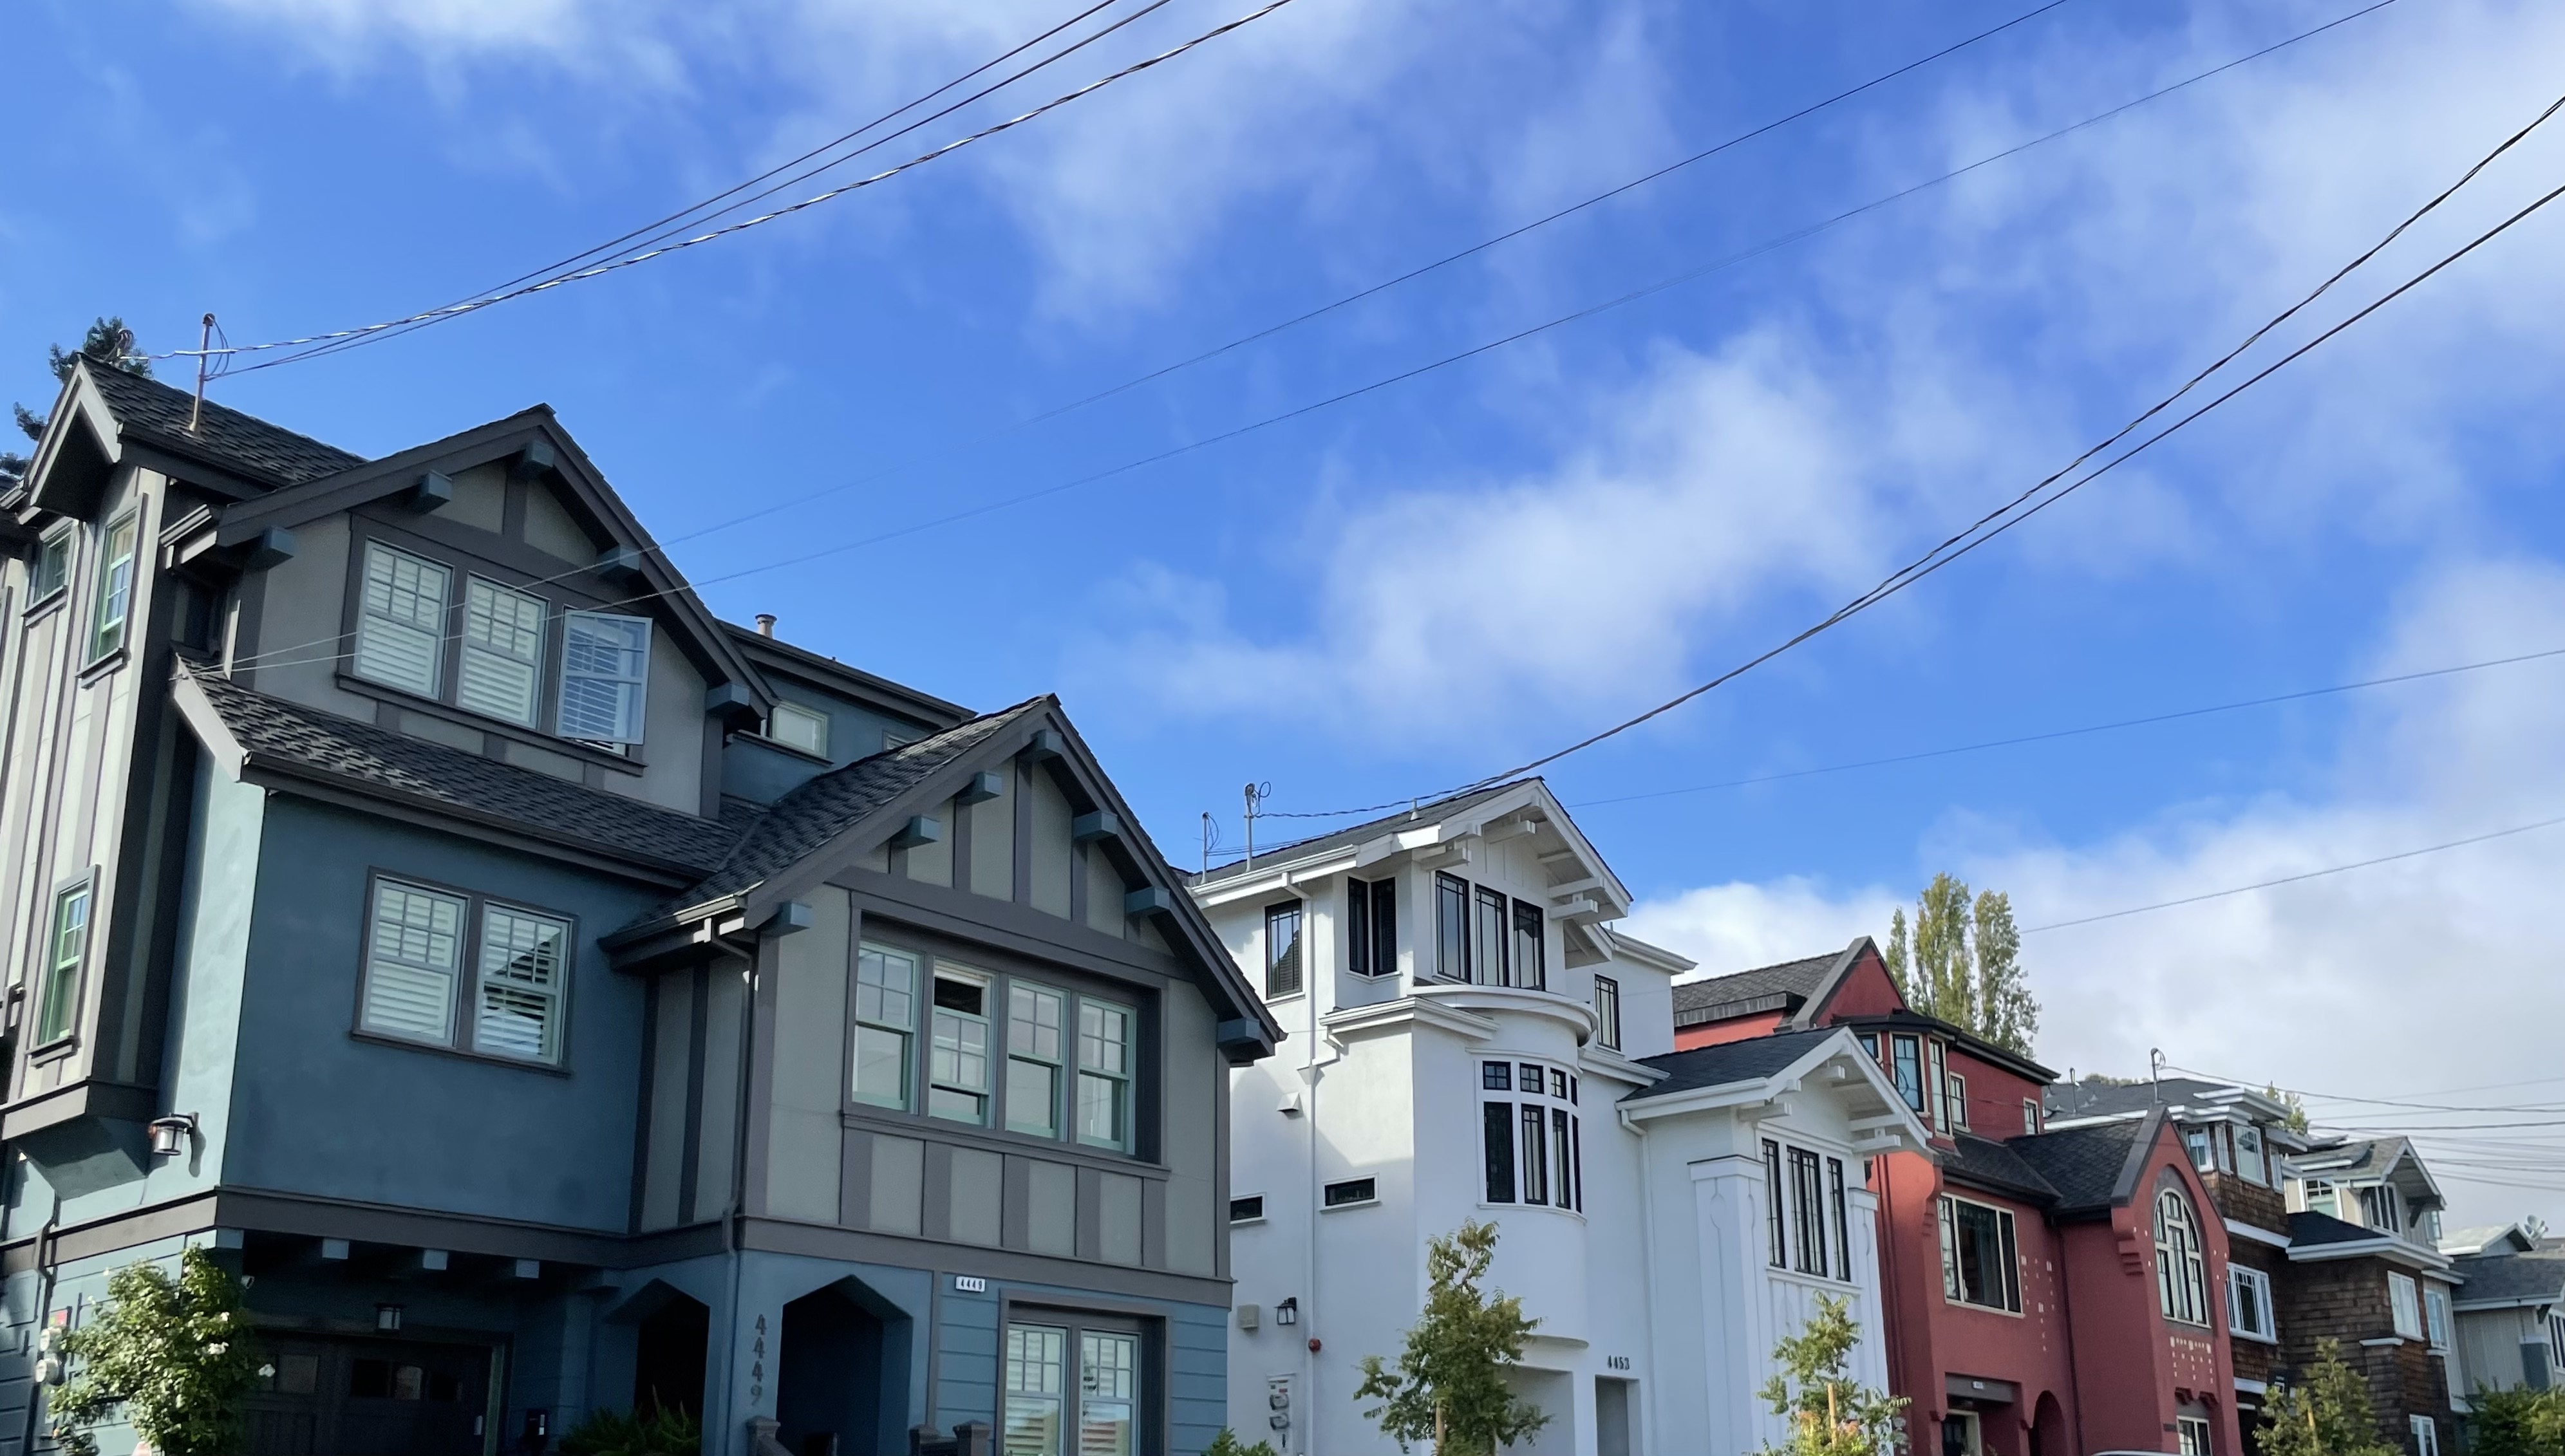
[755,613,776,637]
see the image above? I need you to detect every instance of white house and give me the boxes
[1189,781,1930,1456]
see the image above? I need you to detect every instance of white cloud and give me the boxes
[1619,557,2565,1228]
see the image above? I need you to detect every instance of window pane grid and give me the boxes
[854,944,917,1110]
[38,886,90,1044]
[1077,1002,1132,1149]
[363,882,467,1043]
[473,906,568,1063]
[355,546,451,696]
[558,611,652,743]
[1264,901,1303,998]
[89,518,137,659]
[460,579,547,725]
[1008,984,1066,1137]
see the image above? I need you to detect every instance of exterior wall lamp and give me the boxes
[148,1114,198,1158]
[1273,1297,1298,1327]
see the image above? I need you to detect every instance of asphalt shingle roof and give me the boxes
[1670,951,1839,1023]
[2291,1210,2393,1248]
[1946,1134,2061,1203]
[1188,781,1528,887]
[2006,1119,2147,1213]
[644,699,1044,922]
[89,365,366,488]
[2452,1247,2565,1307]
[2295,1137,2407,1179]
[186,666,737,872]
[2046,1076,2242,1121]
[1629,1028,1839,1102]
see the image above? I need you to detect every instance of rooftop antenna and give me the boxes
[189,314,214,431]
[2149,1047,2166,1101]
[1243,782,1271,871]
[1199,812,1223,876]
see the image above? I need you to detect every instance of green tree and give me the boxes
[1881,874,2040,1056]
[2,316,151,489]
[2265,1085,2312,1136]
[1203,1431,1281,1456]
[1355,1221,1549,1456]
[2256,1340,2398,1456]
[51,1246,266,1456]
[1756,1295,1906,1456]
[2467,1386,2565,1456]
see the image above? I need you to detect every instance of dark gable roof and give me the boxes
[2453,1247,2565,1306]
[2291,1210,2391,1248]
[1946,1134,2060,1204]
[2046,1076,2237,1120]
[643,700,1044,924]
[2295,1137,2407,1179]
[88,364,366,488]
[1670,951,1839,1026]
[2006,1114,2158,1213]
[1628,1027,1840,1102]
[182,665,737,873]
[1187,781,1527,887]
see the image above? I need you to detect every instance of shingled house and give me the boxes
[2440,1223,2565,1399]
[0,362,1279,1456]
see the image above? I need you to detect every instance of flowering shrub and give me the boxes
[53,1247,267,1456]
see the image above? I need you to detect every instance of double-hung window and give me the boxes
[2022,1099,2042,1135]
[1006,984,1066,1137]
[2178,1417,2213,1456]
[2424,1285,2451,1352]
[1943,1071,1969,1131]
[2389,1272,2424,1340]
[928,967,993,1125]
[355,543,451,696]
[1939,1195,2023,1312]
[2229,1265,2276,1341]
[1510,901,1545,990]
[1890,1036,1924,1117]
[88,516,137,661]
[1593,976,1622,1051]
[1263,901,1304,998]
[2156,1191,2211,1325]
[2409,1417,2439,1456]
[558,610,652,744]
[1790,1148,1829,1277]
[853,944,919,1109]
[359,878,571,1067]
[37,883,92,1046]
[33,527,73,602]
[459,578,547,725]
[1004,1320,1143,1456]
[1076,1000,1133,1150]
[1472,886,1509,987]
[1436,873,1470,980]
[1346,877,1397,978]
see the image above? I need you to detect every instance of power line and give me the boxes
[2019,810,2565,933]
[238,0,1184,374]
[1261,68,2565,823]
[153,0,1305,367]
[223,12,2374,685]
[1565,644,2565,810]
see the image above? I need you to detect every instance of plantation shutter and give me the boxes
[458,579,547,725]
[363,881,465,1043]
[474,906,569,1063]
[354,545,451,696]
[557,611,652,743]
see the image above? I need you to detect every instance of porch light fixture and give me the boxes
[1273,1298,1298,1327]
[148,1114,197,1158]
[376,1305,404,1332]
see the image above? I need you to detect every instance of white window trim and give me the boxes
[2228,1265,2278,1343]
[557,609,653,745]
[2409,1416,2439,1456]
[353,542,452,698]
[458,575,549,727]
[927,964,995,1126]
[765,700,831,759]
[2389,1271,2424,1341]
[1938,1193,2024,1314]
[2423,1285,2452,1353]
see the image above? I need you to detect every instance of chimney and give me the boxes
[755,614,776,638]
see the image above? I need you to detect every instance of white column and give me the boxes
[1690,1153,1772,1456]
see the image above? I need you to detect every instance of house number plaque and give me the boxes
[1605,1356,1631,1370]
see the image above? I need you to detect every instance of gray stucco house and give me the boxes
[0,361,1279,1456]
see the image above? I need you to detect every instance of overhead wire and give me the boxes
[219,8,2385,686]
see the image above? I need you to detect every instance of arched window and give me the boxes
[2155,1190,2210,1325]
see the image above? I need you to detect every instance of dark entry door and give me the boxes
[245,1334,493,1456]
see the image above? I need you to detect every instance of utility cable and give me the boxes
[1566,644,2565,810]
[149,0,1304,367]
[211,4,2443,684]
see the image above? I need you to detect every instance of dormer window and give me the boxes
[31,525,73,603]
[766,701,830,758]
[460,579,547,725]
[2358,1183,2402,1234]
[558,611,651,745]
[87,516,138,662]
[357,545,450,696]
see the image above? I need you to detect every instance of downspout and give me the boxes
[1302,902,1320,1456]
[725,943,762,1456]
[1618,1104,1663,1454]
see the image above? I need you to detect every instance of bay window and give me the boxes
[1926,1040,1949,1131]
[1484,1061,1580,1211]
[858,940,1138,1155]
[1890,1036,1924,1117]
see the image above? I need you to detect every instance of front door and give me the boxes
[245,1334,494,1456]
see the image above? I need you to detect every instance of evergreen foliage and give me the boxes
[559,1405,704,1456]
[3,316,151,489]
[51,1247,266,1456]
[2264,1084,2312,1135]
[2466,1386,2565,1456]
[1755,1295,1905,1456]
[1882,873,2039,1055]
[2255,1340,2399,1456]
[1203,1429,1282,1456]
[1355,1220,1550,1456]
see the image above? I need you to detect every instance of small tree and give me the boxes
[1355,1221,1548,1456]
[52,1246,266,1456]
[2264,1085,2312,1137]
[2256,1340,2398,1456]
[1202,1430,1281,1456]
[3,316,152,488]
[1883,874,2039,1056]
[1756,1295,1905,1456]
[2467,1386,2565,1456]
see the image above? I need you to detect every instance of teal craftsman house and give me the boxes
[0,362,1279,1456]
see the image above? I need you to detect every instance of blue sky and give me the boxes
[10,0,2564,1224]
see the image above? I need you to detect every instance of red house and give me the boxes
[1673,939,2243,1456]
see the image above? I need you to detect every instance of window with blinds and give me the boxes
[355,545,451,696]
[360,878,572,1067]
[558,610,652,744]
[473,906,570,1064]
[459,578,547,726]
[362,880,467,1046]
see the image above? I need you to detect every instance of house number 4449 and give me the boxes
[1604,1356,1631,1371]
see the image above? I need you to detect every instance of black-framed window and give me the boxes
[1927,1040,1949,1130]
[854,937,1138,1154]
[359,875,572,1067]
[1939,1195,2023,1312]
[1483,1103,1514,1203]
[36,881,92,1047]
[1229,1195,1265,1224]
[1003,1316,1145,1456]
[1890,1036,1924,1115]
[1436,873,1469,980]
[1347,877,1398,978]
[1790,1148,1828,1276]
[1483,1061,1581,1211]
[1857,1031,1879,1061]
[1763,1139,1787,1268]
[1264,901,1304,998]
[1324,1178,1375,1208]
[1472,886,1509,987]
[1519,1106,1548,1205]
[1828,1157,1852,1281]
[1593,976,1621,1050]
[1510,901,1545,990]
[1944,1070,1969,1130]
[32,525,73,602]
[1552,1108,1576,1211]
[1481,1061,1511,1090]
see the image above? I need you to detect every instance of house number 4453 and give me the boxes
[1605,1356,1631,1371]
